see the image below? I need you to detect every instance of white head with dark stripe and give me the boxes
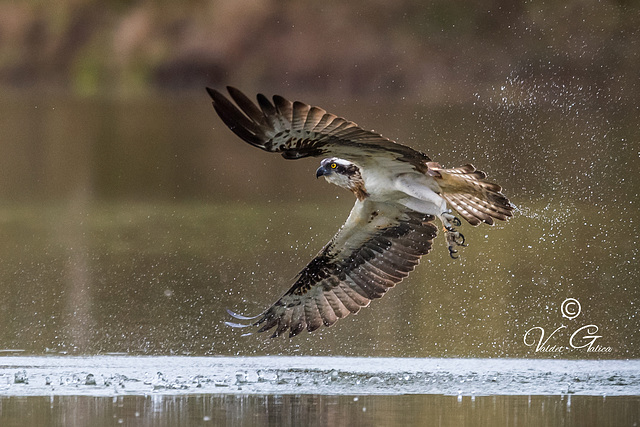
[316,157,369,200]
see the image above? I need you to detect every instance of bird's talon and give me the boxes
[441,211,461,231]
[445,227,466,258]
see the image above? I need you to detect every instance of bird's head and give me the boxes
[316,157,369,200]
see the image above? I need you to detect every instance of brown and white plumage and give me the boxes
[207,86,513,338]
[426,162,512,226]
[232,200,438,337]
[208,86,430,169]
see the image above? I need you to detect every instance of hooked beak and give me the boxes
[316,165,328,179]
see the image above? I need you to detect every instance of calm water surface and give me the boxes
[2,394,639,427]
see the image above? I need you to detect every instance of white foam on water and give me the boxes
[0,356,638,397]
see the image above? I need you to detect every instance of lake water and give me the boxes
[0,89,638,424]
[2,393,637,427]
[0,356,639,426]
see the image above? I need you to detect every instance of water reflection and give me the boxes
[0,92,637,357]
[0,394,638,427]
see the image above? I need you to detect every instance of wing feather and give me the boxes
[257,94,279,123]
[348,269,385,299]
[289,304,306,337]
[273,95,294,123]
[256,313,278,334]
[208,89,264,147]
[207,86,431,169]
[340,277,371,307]
[305,297,324,332]
[323,289,351,319]
[332,284,363,314]
[291,102,311,132]
[312,114,335,133]
[315,292,339,326]
[322,117,351,135]
[359,261,400,283]
[230,200,437,337]
[226,86,268,127]
[304,106,327,130]
[272,307,293,338]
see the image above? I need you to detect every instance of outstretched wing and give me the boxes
[228,200,438,338]
[206,86,430,171]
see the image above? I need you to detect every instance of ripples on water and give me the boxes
[1,357,639,397]
[1,357,639,426]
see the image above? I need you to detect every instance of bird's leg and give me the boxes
[440,211,466,259]
[441,211,461,229]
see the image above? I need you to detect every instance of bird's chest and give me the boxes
[360,169,406,201]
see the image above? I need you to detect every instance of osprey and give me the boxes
[207,87,513,338]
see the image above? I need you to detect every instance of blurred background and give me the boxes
[0,0,638,357]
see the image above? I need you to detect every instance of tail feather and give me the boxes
[428,162,513,226]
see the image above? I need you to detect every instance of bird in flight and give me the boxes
[207,87,513,338]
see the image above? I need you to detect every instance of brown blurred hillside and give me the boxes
[0,0,638,102]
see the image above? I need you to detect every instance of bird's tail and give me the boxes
[427,162,513,226]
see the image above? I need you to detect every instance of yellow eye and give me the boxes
[330,163,337,169]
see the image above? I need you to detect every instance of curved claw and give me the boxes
[441,211,461,231]
[226,308,262,320]
[457,232,467,246]
[448,247,459,259]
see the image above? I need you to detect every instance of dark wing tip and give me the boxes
[206,86,222,101]
[206,86,238,99]
[225,86,244,99]
[206,86,240,110]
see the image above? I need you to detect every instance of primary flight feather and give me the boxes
[207,86,513,338]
